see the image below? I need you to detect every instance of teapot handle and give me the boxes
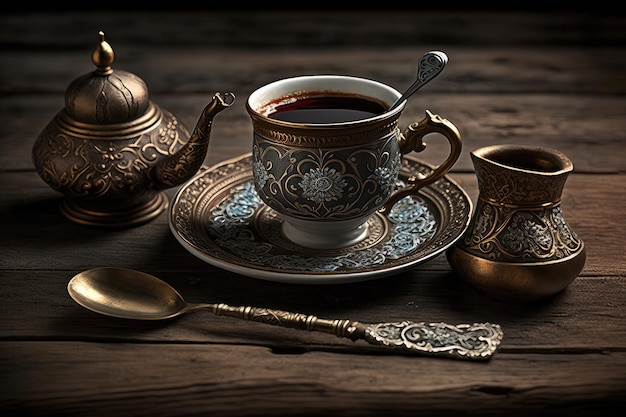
[381,110,462,214]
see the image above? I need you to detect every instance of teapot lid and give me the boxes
[63,31,151,125]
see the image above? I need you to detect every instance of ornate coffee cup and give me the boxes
[246,75,462,249]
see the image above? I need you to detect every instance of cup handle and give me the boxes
[381,110,462,214]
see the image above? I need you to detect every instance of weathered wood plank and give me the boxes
[1,342,624,417]
[2,11,624,49]
[3,47,626,96]
[0,269,623,350]
[2,93,625,173]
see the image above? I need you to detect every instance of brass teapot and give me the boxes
[32,32,234,227]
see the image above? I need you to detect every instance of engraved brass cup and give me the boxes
[447,144,586,302]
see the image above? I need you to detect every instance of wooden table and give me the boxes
[1,10,625,416]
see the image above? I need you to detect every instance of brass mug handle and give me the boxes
[381,110,462,213]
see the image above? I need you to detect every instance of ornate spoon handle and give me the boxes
[388,50,448,111]
[206,303,503,361]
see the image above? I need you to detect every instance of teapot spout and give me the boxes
[154,92,235,189]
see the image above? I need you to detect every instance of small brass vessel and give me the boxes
[32,32,234,227]
[447,145,586,303]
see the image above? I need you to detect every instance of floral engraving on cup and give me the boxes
[252,137,401,221]
[299,167,347,203]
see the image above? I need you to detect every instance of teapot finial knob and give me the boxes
[91,31,114,75]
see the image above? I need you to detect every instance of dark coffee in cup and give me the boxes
[267,93,387,124]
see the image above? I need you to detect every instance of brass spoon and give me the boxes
[67,267,503,360]
[388,50,448,111]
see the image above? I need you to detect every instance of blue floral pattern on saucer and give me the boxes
[209,181,435,272]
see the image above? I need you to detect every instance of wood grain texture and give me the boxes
[2,93,626,173]
[2,342,625,417]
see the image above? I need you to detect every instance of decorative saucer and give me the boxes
[169,153,472,284]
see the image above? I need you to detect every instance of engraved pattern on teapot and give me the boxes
[34,109,187,199]
[31,32,235,227]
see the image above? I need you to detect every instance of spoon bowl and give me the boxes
[68,267,192,320]
[67,267,504,360]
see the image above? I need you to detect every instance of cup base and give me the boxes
[281,216,369,250]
